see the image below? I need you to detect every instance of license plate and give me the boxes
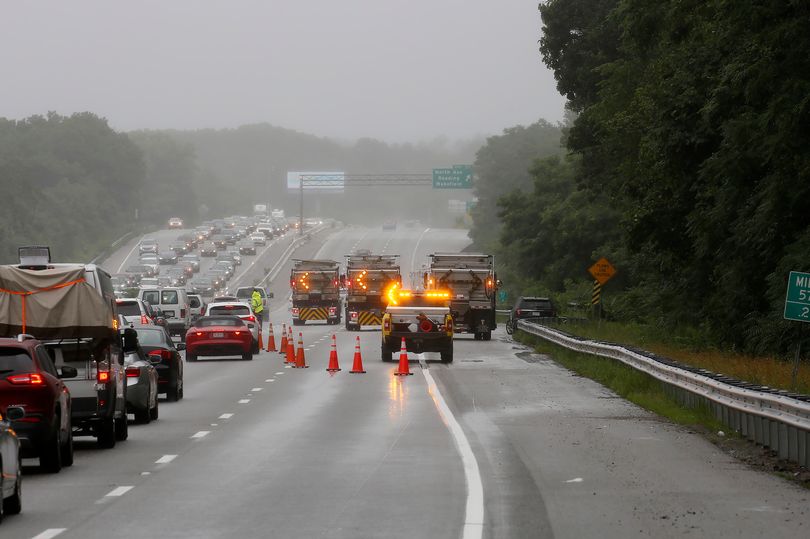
[212,332,225,338]
[163,311,175,318]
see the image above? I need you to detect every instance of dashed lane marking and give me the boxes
[265,379,275,382]
[219,413,234,419]
[105,486,134,497]
[32,529,67,539]
[564,477,584,483]
[191,431,210,439]
[155,455,177,464]
[251,387,263,391]
[238,399,251,404]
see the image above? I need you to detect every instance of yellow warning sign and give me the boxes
[588,257,616,285]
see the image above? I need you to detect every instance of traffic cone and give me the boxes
[326,334,340,372]
[394,337,413,376]
[266,323,277,352]
[258,328,264,351]
[349,336,366,374]
[279,323,288,355]
[285,327,295,364]
[294,332,309,368]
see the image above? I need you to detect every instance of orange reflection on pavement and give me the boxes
[388,374,409,420]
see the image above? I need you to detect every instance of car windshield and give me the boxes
[196,316,244,327]
[519,300,553,310]
[0,348,34,375]
[135,328,168,346]
[117,302,142,316]
[209,305,251,316]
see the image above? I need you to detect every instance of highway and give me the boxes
[4,225,809,539]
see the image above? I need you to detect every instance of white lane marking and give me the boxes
[251,387,263,391]
[564,477,583,483]
[265,379,275,382]
[422,368,484,539]
[191,431,210,439]
[219,413,234,419]
[238,399,251,404]
[106,486,134,497]
[409,227,431,285]
[155,454,177,464]
[275,371,284,375]
[32,529,67,539]
[211,423,219,426]
[116,239,142,273]
[141,472,151,476]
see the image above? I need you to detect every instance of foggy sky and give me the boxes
[0,1,566,142]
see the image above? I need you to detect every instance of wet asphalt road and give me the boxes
[4,225,809,539]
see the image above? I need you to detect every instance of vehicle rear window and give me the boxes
[236,289,252,299]
[161,290,179,304]
[520,300,553,310]
[209,305,251,316]
[135,329,168,346]
[142,290,160,305]
[0,349,34,375]
[117,302,142,316]
[196,317,244,327]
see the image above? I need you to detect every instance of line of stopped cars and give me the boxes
[0,213,290,523]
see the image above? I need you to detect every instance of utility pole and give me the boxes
[299,177,304,236]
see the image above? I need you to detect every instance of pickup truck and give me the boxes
[381,289,454,363]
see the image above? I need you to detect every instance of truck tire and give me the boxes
[135,406,151,424]
[473,332,481,340]
[115,413,129,441]
[381,342,394,362]
[483,331,492,341]
[440,346,454,364]
[97,418,116,449]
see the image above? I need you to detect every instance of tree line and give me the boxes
[477,1,810,354]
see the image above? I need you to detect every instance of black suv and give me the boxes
[0,335,74,472]
[511,297,557,320]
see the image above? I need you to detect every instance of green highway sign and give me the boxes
[783,271,810,322]
[433,165,473,189]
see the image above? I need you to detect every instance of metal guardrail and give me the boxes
[517,320,810,467]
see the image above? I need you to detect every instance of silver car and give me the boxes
[0,406,23,520]
[124,346,159,424]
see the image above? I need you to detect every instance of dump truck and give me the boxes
[290,259,341,325]
[425,252,499,340]
[343,253,401,331]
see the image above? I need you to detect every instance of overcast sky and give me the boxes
[0,1,565,142]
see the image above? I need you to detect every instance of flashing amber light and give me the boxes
[425,291,450,298]
[97,370,111,383]
[112,319,119,330]
[386,282,401,305]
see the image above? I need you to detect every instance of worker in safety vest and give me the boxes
[251,289,264,327]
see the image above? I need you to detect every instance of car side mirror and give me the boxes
[59,365,78,378]
[5,406,25,421]
[267,291,274,299]
[176,342,186,351]
[121,327,139,353]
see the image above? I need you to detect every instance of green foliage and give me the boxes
[521,0,810,354]
[469,120,564,251]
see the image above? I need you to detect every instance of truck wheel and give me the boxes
[2,460,21,515]
[115,413,129,441]
[473,332,481,340]
[381,342,394,362]
[293,319,304,326]
[440,346,454,364]
[40,423,63,473]
[97,418,116,449]
[483,331,492,341]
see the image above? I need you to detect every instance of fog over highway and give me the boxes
[3,224,806,539]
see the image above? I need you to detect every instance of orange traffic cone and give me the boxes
[294,332,309,368]
[266,323,277,352]
[285,327,295,364]
[394,337,413,376]
[326,334,341,372]
[258,328,264,351]
[279,323,288,355]
[349,336,366,374]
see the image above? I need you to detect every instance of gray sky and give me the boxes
[0,1,565,142]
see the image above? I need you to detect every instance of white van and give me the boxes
[138,287,191,340]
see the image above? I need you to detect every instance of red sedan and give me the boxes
[185,316,253,361]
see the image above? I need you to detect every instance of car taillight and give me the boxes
[383,318,391,332]
[515,309,522,316]
[97,370,111,383]
[234,331,241,336]
[125,367,141,378]
[245,315,255,322]
[180,308,186,318]
[148,350,172,361]
[6,373,45,385]
[328,307,336,315]
[292,308,299,316]
[141,314,149,324]
[195,331,203,337]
